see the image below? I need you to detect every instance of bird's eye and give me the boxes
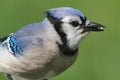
[70,21,79,27]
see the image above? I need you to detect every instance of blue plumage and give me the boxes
[45,7,86,20]
[1,36,23,56]
[2,7,86,57]
[7,22,45,56]
[0,7,104,80]
[9,36,23,56]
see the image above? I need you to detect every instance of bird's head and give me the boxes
[45,7,104,50]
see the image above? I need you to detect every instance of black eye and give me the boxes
[70,21,79,27]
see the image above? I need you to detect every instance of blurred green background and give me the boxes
[0,0,120,80]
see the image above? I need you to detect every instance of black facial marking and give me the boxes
[54,22,78,56]
[56,42,78,56]
[47,15,78,56]
[79,16,87,26]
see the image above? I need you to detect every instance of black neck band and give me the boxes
[54,23,78,56]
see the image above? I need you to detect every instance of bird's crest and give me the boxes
[45,7,86,23]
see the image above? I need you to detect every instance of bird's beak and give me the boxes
[83,22,105,32]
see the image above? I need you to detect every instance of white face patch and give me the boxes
[61,16,88,49]
[61,16,82,24]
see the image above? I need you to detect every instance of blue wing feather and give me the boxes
[1,36,23,56]
[1,21,46,56]
[6,22,44,56]
[9,36,23,56]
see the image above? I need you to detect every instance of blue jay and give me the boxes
[0,7,104,80]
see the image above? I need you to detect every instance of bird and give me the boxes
[0,7,104,80]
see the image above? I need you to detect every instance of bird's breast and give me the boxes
[44,51,78,78]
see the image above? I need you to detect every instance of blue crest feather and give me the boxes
[45,7,86,20]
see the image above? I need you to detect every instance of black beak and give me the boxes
[83,22,105,32]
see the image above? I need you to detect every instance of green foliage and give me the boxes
[0,0,119,80]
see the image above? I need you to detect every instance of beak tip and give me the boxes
[89,22,105,32]
[98,26,104,31]
[83,22,105,32]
